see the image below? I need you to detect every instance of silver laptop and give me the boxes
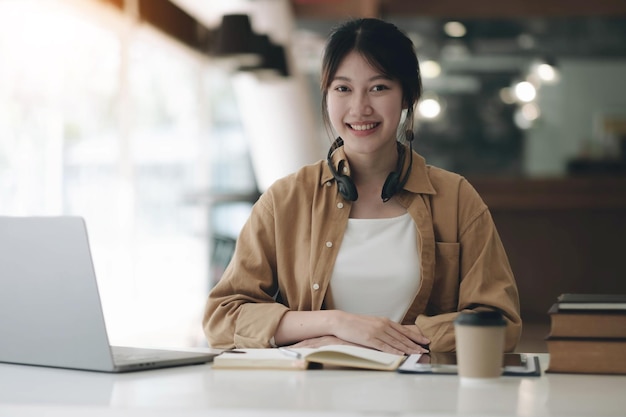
[0,216,218,372]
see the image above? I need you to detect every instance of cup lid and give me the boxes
[454,310,506,326]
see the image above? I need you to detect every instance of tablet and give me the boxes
[397,352,541,376]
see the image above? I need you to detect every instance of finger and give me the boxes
[369,339,407,355]
[401,325,430,345]
[353,317,426,354]
[341,319,409,354]
[371,332,420,355]
[373,334,428,355]
[388,322,429,345]
[382,326,429,354]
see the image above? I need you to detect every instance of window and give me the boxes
[0,0,213,347]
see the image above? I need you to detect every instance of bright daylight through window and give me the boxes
[0,0,213,348]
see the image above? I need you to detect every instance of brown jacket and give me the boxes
[203,146,521,351]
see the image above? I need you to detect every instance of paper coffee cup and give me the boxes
[454,311,506,382]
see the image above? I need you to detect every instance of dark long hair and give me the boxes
[320,18,422,138]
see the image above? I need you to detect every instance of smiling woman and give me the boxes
[203,18,521,355]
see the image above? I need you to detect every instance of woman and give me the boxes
[203,18,521,354]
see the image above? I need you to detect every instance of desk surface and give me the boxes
[1,353,625,417]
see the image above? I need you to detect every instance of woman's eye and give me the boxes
[372,85,389,92]
[334,86,350,92]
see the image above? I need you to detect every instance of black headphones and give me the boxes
[326,132,414,202]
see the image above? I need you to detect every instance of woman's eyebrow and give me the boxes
[331,74,393,83]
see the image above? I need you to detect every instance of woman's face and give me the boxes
[326,51,404,157]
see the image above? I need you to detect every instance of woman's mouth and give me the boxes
[348,122,379,131]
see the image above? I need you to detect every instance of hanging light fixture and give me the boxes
[213,14,254,55]
[211,14,261,66]
[210,14,289,76]
[239,34,289,77]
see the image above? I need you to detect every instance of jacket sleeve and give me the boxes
[202,193,289,349]
[416,179,522,352]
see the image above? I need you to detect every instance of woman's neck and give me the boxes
[347,142,399,189]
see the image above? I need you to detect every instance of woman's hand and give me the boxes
[329,311,429,355]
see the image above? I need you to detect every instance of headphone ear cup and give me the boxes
[381,172,400,202]
[327,137,358,202]
[336,174,359,201]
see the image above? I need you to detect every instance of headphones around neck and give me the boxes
[326,133,414,202]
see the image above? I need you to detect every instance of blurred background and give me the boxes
[1,0,625,351]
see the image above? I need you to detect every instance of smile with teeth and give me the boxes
[349,123,379,131]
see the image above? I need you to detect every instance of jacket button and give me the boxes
[337,203,344,209]
[313,283,320,291]
[325,241,333,248]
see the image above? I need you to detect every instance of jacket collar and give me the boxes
[321,142,437,196]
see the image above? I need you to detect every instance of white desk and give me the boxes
[1,354,625,417]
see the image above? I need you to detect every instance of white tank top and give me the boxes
[330,212,421,322]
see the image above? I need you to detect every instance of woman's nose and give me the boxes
[351,92,373,115]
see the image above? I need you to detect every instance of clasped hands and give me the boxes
[283,311,429,355]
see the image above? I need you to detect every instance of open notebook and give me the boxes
[213,345,406,371]
[0,216,217,372]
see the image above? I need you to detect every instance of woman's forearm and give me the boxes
[273,310,340,346]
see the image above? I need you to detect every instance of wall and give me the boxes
[472,177,626,324]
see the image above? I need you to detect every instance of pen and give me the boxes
[278,347,302,359]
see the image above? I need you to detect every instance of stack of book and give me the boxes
[546,293,626,374]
